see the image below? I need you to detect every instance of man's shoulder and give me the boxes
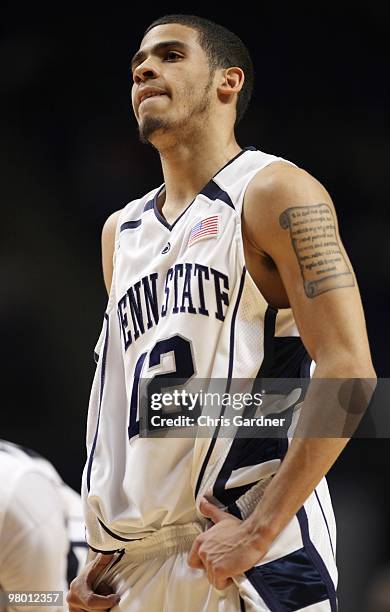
[102,185,162,239]
[242,160,335,257]
[102,209,122,240]
[244,161,332,221]
[248,161,319,198]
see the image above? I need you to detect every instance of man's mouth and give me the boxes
[139,92,167,108]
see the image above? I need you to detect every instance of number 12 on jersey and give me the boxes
[128,334,196,439]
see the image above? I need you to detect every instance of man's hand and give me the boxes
[187,498,270,590]
[66,553,121,611]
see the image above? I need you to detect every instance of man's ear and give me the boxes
[217,67,245,98]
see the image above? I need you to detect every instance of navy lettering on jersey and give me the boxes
[142,273,159,328]
[117,264,230,351]
[194,264,210,316]
[161,268,173,318]
[172,264,184,314]
[118,294,132,349]
[180,263,196,314]
[128,282,144,340]
[210,268,230,321]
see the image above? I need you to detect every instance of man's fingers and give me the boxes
[67,596,120,611]
[66,552,121,611]
[86,553,116,585]
[95,580,114,596]
[204,558,233,591]
[67,587,120,609]
[203,559,232,591]
[199,498,228,524]
[188,554,204,569]
[83,591,120,609]
[214,576,232,590]
[187,536,204,569]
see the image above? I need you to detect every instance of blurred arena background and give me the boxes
[1,4,388,611]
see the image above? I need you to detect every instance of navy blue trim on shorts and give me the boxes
[88,543,125,554]
[297,507,338,611]
[245,567,284,612]
[98,517,136,542]
[315,488,336,559]
[111,548,126,567]
[195,267,247,498]
[227,501,242,519]
[86,313,109,492]
[245,547,329,611]
[238,440,335,609]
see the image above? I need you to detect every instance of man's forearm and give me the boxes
[244,362,376,545]
[245,436,348,544]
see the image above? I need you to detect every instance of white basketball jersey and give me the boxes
[83,148,312,551]
[0,440,87,590]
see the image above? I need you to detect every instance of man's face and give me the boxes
[131,24,215,143]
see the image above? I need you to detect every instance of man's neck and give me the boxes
[156,136,242,223]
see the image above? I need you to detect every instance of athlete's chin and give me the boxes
[138,116,173,145]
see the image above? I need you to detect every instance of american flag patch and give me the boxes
[188,215,220,247]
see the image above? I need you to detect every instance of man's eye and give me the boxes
[165,51,181,61]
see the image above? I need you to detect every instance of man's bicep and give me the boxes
[246,167,372,367]
[275,219,369,366]
[278,201,355,299]
[101,210,121,295]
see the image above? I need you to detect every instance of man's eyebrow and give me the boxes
[131,40,188,71]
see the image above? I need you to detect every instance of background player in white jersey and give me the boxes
[68,14,376,612]
[0,440,87,612]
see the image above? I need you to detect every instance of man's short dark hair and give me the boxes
[144,14,254,126]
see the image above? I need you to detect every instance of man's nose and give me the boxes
[133,59,159,84]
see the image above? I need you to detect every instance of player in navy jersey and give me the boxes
[68,14,376,612]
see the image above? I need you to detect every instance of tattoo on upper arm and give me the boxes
[279,203,355,298]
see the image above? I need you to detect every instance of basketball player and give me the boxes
[0,440,87,612]
[68,15,376,611]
